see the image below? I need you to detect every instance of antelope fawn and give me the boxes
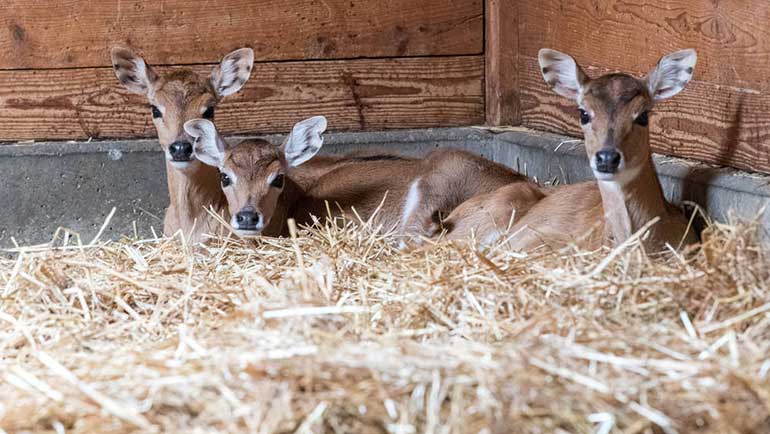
[441,49,700,251]
[183,117,528,240]
[110,47,254,243]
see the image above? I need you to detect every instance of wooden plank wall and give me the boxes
[0,0,484,141]
[6,1,762,175]
[494,0,770,175]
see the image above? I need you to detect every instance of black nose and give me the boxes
[235,210,262,230]
[168,141,193,161]
[595,150,622,173]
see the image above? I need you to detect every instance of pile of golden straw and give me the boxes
[1,216,768,433]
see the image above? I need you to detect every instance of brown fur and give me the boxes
[488,171,696,252]
[152,71,224,241]
[397,150,531,240]
[164,161,228,240]
[442,53,699,252]
[216,143,527,239]
[440,181,546,244]
[463,182,605,249]
[581,75,652,175]
[217,140,285,235]
[148,71,219,148]
[111,47,252,243]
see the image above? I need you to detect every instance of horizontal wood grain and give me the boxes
[0,0,482,69]
[519,56,770,174]
[519,0,770,91]
[0,56,484,141]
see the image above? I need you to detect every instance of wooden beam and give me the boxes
[0,0,483,69]
[0,56,484,141]
[484,0,520,126]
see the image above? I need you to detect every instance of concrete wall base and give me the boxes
[1,127,767,247]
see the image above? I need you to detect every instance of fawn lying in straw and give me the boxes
[440,49,700,251]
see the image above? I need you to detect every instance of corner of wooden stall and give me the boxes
[484,0,770,176]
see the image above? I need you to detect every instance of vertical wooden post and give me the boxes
[485,0,520,126]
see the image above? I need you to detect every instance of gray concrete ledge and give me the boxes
[1,127,768,247]
[487,128,770,235]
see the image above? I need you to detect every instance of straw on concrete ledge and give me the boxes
[0,215,768,433]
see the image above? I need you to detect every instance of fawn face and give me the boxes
[111,47,254,170]
[184,116,328,236]
[539,48,697,184]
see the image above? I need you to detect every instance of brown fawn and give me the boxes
[110,47,254,243]
[441,48,700,251]
[183,117,528,241]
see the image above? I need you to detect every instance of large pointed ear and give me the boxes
[110,47,158,95]
[282,116,327,167]
[645,49,697,101]
[184,119,226,167]
[210,48,254,98]
[538,48,589,102]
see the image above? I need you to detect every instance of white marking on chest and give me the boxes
[398,177,423,248]
[598,178,633,242]
[598,179,623,196]
[401,177,422,226]
[593,163,642,188]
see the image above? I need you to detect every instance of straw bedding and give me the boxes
[1,215,769,434]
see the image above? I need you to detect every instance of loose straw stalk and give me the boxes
[0,215,768,433]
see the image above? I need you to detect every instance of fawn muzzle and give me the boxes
[594,149,622,174]
[168,141,194,162]
[233,207,264,233]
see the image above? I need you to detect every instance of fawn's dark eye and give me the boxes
[579,109,591,125]
[202,107,215,119]
[270,173,285,189]
[219,172,232,187]
[634,111,649,127]
[151,105,162,119]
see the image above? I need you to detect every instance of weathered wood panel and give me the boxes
[519,56,770,174]
[0,0,482,70]
[518,0,770,90]
[485,0,520,126]
[515,0,770,174]
[0,56,484,141]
